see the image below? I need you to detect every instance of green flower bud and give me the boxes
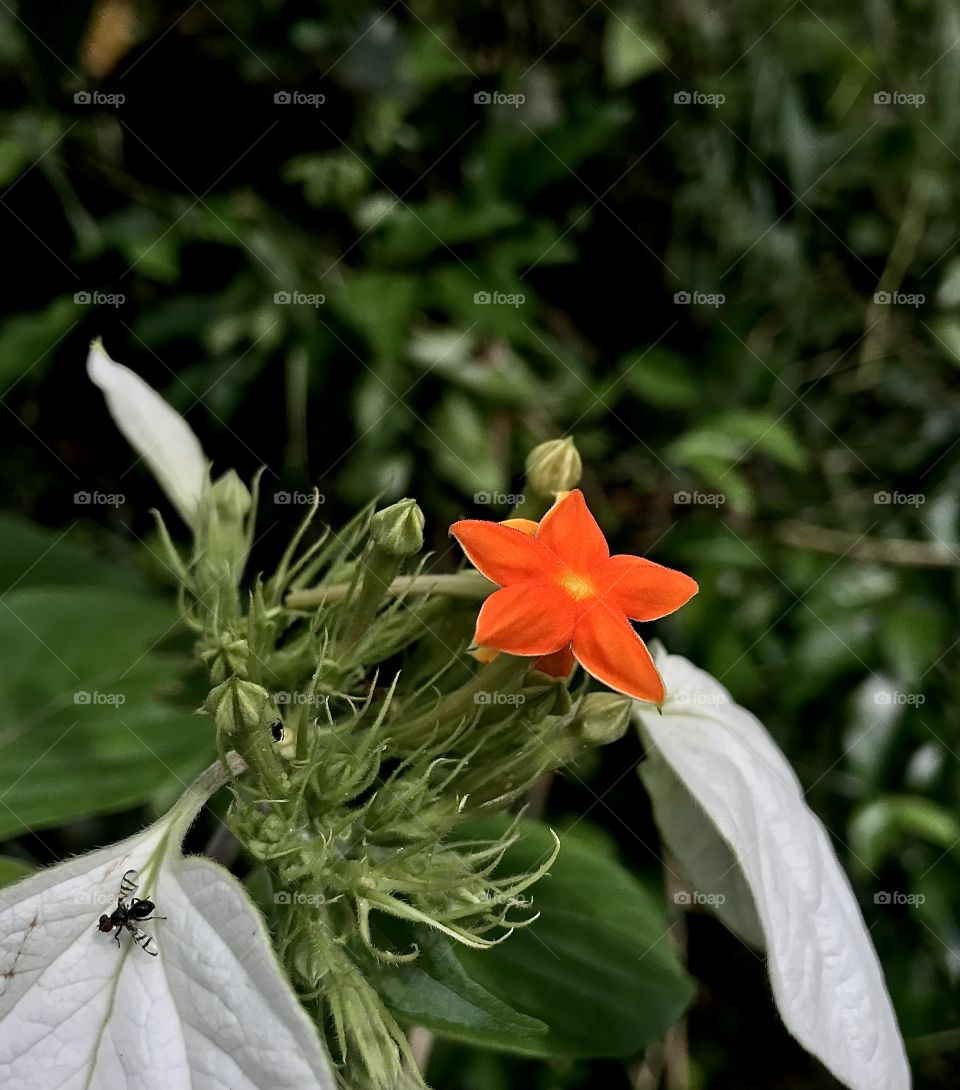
[369,498,424,557]
[211,469,253,520]
[525,437,582,495]
[204,677,269,735]
[576,691,633,745]
[195,470,255,594]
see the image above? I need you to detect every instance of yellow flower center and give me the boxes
[558,570,596,601]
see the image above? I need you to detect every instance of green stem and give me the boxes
[286,570,494,609]
[336,543,405,655]
[392,653,531,746]
[230,687,287,800]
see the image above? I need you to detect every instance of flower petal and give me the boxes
[87,339,208,528]
[500,517,540,536]
[534,646,576,678]
[595,555,699,621]
[535,489,609,572]
[475,583,575,656]
[451,520,560,586]
[572,603,664,703]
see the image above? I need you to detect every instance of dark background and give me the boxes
[1,0,958,1086]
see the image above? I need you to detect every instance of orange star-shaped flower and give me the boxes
[450,489,698,704]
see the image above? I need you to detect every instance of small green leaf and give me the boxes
[604,10,667,87]
[457,818,694,1057]
[431,392,507,496]
[850,795,960,875]
[0,297,78,389]
[367,927,549,1052]
[621,348,699,409]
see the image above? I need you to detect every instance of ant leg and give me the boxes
[114,927,122,948]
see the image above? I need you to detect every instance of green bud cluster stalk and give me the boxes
[161,443,621,1089]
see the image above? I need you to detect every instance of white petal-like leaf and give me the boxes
[87,339,208,528]
[0,762,336,1090]
[635,651,911,1090]
[640,746,764,949]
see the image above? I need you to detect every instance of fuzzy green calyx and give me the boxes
[576,691,633,745]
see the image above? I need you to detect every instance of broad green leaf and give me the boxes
[332,271,419,360]
[0,759,336,1089]
[0,857,33,888]
[367,926,549,1052]
[878,601,946,684]
[0,587,213,838]
[457,818,694,1057]
[0,515,144,595]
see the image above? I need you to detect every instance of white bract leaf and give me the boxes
[640,746,764,949]
[87,339,209,528]
[635,651,911,1090]
[0,761,336,1090]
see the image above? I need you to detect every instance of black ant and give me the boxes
[97,869,165,956]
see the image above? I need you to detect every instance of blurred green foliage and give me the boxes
[1,0,959,1086]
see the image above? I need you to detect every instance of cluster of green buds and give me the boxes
[152,438,629,1088]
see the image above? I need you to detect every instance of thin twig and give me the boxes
[775,519,959,568]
